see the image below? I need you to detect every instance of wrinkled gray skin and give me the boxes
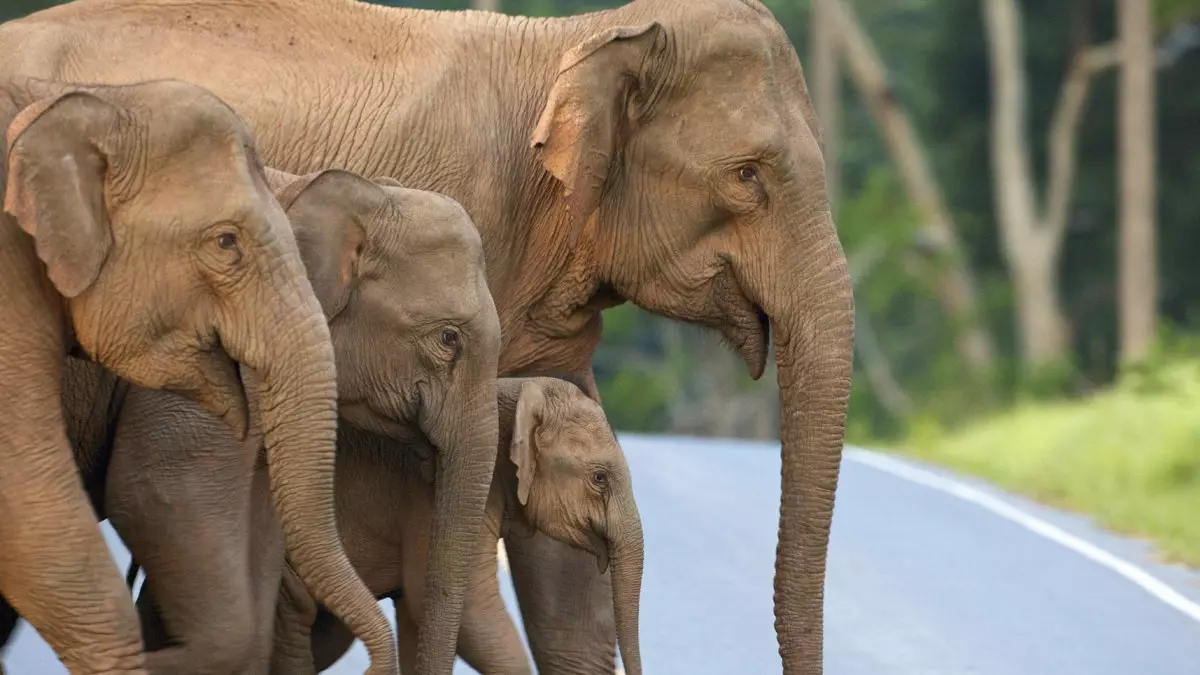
[271,376,642,675]
[0,1,856,672]
[104,168,501,675]
[0,76,391,674]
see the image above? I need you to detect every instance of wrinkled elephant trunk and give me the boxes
[225,293,396,674]
[609,497,644,675]
[764,215,854,675]
[419,384,501,674]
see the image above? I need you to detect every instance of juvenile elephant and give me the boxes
[105,167,501,675]
[269,375,642,675]
[0,76,390,674]
[3,1,856,672]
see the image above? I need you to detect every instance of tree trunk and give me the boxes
[1011,240,1070,365]
[810,0,840,215]
[826,0,997,377]
[982,0,1116,370]
[1118,0,1158,365]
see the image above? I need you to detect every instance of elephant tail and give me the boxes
[124,558,140,592]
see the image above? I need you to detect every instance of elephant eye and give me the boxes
[440,328,460,347]
[217,232,238,250]
[737,164,758,182]
[591,470,608,488]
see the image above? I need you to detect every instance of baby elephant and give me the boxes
[272,376,644,675]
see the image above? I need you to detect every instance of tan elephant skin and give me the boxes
[269,375,642,675]
[0,2,855,673]
[0,75,390,675]
[106,168,500,675]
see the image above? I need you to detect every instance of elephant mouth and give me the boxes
[712,265,770,379]
[745,308,770,379]
[722,303,770,380]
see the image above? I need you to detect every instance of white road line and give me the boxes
[844,448,1200,625]
[497,539,509,573]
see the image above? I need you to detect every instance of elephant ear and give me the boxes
[530,22,663,245]
[510,379,547,507]
[4,91,120,298]
[274,169,379,319]
[372,176,404,188]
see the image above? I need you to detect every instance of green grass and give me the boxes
[899,361,1200,568]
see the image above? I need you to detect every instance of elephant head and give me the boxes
[1,79,393,671]
[499,376,643,675]
[268,169,502,669]
[531,1,853,670]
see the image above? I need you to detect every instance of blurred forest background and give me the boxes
[5,0,1200,449]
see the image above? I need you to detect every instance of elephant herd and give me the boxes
[0,0,854,674]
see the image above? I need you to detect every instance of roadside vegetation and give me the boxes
[902,346,1200,567]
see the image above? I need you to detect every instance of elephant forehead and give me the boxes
[119,87,250,157]
[363,263,486,327]
[127,160,267,232]
[548,408,614,451]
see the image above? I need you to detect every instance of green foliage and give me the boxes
[592,304,673,433]
[596,368,670,432]
[1157,0,1200,30]
[0,0,60,22]
[902,357,1200,566]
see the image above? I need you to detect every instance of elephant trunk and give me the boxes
[608,496,644,675]
[226,285,396,674]
[763,214,854,675]
[419,382,501,674]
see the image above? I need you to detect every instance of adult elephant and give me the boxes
[0,1,855,673]
[0,76,393,674]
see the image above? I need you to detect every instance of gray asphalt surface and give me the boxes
[5,435,1200,674]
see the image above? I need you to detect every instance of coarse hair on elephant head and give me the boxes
[265,167,503,671]
[0,77,394,673]
[530,1,854,671]
[498,375,643,675]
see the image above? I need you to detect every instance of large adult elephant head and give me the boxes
[530,1,853,670]
[268,169,503,667]
[2,79,394,671]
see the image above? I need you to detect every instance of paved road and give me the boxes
[5,435,1200,674]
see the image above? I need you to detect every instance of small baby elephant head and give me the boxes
[506,376,642,675]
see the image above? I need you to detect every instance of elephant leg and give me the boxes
[105,388,265,675]
[0,446,146,674]
[457,557,531,675]
[308,610,357,673]
[245,463,286,674]
[393,599,420,675]
[133,468,283,674]
[271,565,320,675]
[133,588,169,651]
[504,532,616,675]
